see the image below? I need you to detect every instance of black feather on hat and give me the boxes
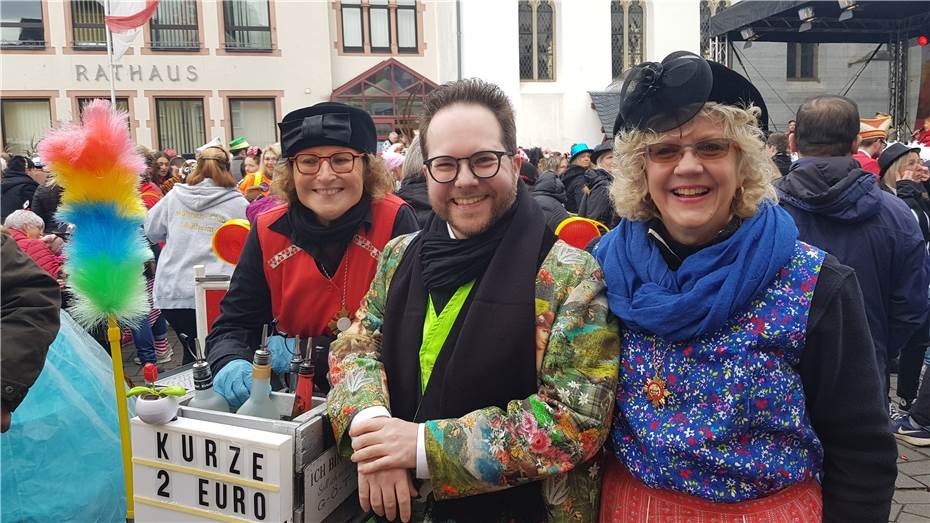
[613,51,768,135]
[279,102,377,158]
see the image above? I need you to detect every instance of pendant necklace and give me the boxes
[643,335,673,408]
[320,258,352,333]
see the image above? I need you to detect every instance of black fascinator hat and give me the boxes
[613,51,768,135]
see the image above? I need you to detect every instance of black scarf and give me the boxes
[380,184,556,522]
[284,194,371,275]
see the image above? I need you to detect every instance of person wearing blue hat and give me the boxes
[595,51,896,522]
[561,143,594,213]
[207,102,418,407]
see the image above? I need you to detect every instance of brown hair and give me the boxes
[419,78,516,159]
[538,155,562,173]
[272,152,395,205]
[187,147,236,188]
[796,95,859,157]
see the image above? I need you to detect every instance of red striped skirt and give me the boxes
[599,455,822,523]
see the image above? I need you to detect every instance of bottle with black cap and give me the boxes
[236,326,278,419]
[187,339,230,412]
[290,344,318,418]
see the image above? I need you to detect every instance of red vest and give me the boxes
[256,194,406,337]
[852,150,881,177]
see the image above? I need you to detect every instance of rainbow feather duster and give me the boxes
[38,100,152,328]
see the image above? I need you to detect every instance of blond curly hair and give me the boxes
[272,153,395,206]
[610,102,779,221]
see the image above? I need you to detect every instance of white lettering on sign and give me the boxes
[304,446,357,521]
[131,417,293,522]
[75,64,199,83]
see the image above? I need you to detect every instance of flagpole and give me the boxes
[104,0,117,105]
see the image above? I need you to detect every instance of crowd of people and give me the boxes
[3,48,930,522]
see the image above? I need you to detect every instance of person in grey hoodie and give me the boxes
[144,146,248,363]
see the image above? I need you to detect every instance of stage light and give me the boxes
[798,6,816,32]
[920,35,929,47]
[740,27,757,40]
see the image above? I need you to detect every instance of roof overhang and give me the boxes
[710,0,930,44]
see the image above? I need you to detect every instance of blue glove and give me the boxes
[213,359,254,410]
[267,335,296,374]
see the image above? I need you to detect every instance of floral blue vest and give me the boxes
[611,240,826,502]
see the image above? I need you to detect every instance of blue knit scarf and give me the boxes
[593,203,799,341]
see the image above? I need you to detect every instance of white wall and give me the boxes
[646,0,701,59]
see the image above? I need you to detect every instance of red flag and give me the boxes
[104,0,160,32]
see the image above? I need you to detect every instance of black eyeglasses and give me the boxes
[289,152,363,175]
[645,138,735,164]
[423,150,513,184]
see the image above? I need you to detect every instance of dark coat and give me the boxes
[395,175,432,228]
[775,157,929,372]
[0,231,60,413]
[531,171,570,233]
[771,152,792,177]
[1,170,38,222]
[559,165,589,213]
[31,184,64,233]
[578,168,618,228]
[893,180,930,243]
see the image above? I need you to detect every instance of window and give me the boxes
[339,1,419,54]
[518,0,554,81]
[223,0,272,51]
[229,99,277,148]
[369,0,390,53]
[150,0,199,50]
[331,59,437,140]
[77,97,131,131]
[396,0,417,53]
[1,0,45,49]
[155,99,205,155]
[71,0,107,49]
[1,99,51,155]
[787,43,818,80]
[700,0,729,59]
[610,1,646,77]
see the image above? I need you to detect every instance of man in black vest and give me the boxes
[327,79,620,522]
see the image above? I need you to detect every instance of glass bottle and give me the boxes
[235,349,278,419]
[187,361,230,412]
[290,358,315,418]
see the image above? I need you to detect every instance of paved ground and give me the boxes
[118,333,930,520]
[889,374,930,522]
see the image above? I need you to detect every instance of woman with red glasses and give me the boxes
[207,102,417,408]
[593,52,896,522]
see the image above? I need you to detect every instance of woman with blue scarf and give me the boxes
[593,51,896,522]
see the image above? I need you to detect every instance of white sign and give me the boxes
[304,447,357,522]
[131,416,293,522]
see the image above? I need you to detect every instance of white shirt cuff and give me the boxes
[416,423,430,478]
[348,406,390,438]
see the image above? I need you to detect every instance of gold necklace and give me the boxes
[643,335,673,408]
[320,257,352,333]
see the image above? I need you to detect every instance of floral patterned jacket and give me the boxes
[327,233,621,522]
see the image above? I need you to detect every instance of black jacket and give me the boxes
[893,180,930,242]
[31,184,64,233]
[395,175,431,228]
[771,152,792,177]
[559,165,589,213]
[531,171,570,233]
[1,170,38,222]
[775,157,929,369]
[206,202,418,385]
[1,232,60,413]
[578,168,618,228]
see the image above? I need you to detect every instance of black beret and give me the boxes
[878,143,921,176]
[591,142,613,164]
[278,102,377,157]
[614,51,768,135]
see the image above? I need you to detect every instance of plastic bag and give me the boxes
[2,311,132,522]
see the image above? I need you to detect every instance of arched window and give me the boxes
[700,0,729,59]
[517,0,555,81]
[610,0,646,78]
[611,2,625,78]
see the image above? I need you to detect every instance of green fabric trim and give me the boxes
[419,280,476,393]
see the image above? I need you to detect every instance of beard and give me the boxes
[432,178,518,238]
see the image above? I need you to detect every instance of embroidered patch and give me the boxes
[353,235,381,260]
[268,244,301,269]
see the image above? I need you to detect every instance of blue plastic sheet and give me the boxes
[2,311,131,522]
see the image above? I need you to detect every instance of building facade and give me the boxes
[1,0,924,156]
